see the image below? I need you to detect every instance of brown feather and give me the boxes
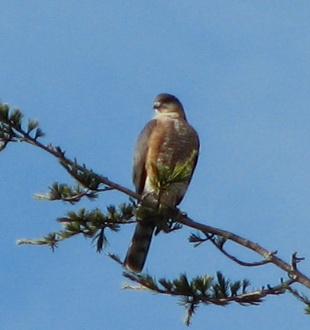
[124,95,199,272]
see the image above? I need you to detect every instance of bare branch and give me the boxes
[175,212,310,289]
[210,235,275,267]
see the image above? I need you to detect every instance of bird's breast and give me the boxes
[147,116,198,166]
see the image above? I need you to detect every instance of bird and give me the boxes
[124,93,200,272]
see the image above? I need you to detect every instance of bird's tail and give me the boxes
[124,221,155,273]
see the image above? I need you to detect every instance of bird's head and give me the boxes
[153,93,186,119]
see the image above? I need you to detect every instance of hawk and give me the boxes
[124,93,200,272]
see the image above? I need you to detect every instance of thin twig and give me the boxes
[209,236,274,267]
[175,212,310,289]
[3,116,310,290]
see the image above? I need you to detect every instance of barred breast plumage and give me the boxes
[124,94,199,272]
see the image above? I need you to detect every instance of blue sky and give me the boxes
[1,1,310,329]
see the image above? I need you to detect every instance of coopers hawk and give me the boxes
[124,93,200,272]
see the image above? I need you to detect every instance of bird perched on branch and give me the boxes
[124,93,200,272]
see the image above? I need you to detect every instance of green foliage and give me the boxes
[2,102,310,325]
[10,108,23,129]
[0,103,10,119]
[18,204,135,252]
[150,150,198,191]
[0,104,17,150]
[134,204,182,234]
[27,119,39,133]
[123,271,267,325]
[34,182,99,204]
[60,160,103,191]
[0,104,44,151]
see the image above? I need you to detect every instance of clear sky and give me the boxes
[1,1,310,329]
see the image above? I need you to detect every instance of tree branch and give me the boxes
[2,103,310,323]
[192,233,275,267]
[1,104,310,289]
[175,212,310,289]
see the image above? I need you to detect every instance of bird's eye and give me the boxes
[153,101,162,108]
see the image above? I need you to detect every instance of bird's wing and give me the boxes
[132,119,157,194]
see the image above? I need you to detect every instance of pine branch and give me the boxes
[2,104,310,289]
[2,103,310,323]
[17,204,136,252]
[0,103,140,200]
[34,182,99,204]
[175,212,310,290]
[287,286,310,314]
[122,270,295,325]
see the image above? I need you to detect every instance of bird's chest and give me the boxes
[149,118,189,165]
[142,116,197,206]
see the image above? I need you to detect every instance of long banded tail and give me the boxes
[124,222,155,272]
